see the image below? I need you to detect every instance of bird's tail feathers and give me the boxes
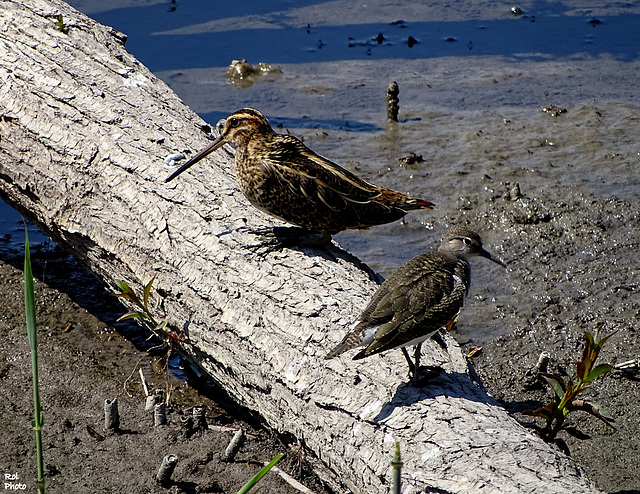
[324,340,353,360]
[406,197,437,210]
[324,322,376,360]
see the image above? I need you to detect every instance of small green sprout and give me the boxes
[113,278,184,396]
[391,442,402,494]
[523,328,618,442]
[55,15,67,33]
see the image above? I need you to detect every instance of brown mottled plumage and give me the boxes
[165,109,435,237]
[325,226,506,383]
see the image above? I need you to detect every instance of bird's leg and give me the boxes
[401,347,415,375]
[401,344,423,383]
[431,330,448,350]
[412,343,423,385]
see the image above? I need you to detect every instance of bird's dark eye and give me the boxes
[229,117,239,128]
[463,237,472,245]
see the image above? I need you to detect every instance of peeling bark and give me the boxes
[0,1,603,493]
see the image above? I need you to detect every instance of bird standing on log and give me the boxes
[325,226,506,383]
[165,108,435,242]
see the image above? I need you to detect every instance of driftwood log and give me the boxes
[0,1,602,493]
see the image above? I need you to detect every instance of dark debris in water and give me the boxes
[540,105,568,117]
[390,19,407,27]
[398,152,424,166]
[226,59,282,88]
[503,182,523,201]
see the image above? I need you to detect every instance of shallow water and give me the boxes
[2,0,639,344]
[73,0,640,68]
[0,202,53,253]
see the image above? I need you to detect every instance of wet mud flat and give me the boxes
[456,190,640,493]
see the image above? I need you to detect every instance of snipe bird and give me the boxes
[325,226,506,384]
[165,109,435,240]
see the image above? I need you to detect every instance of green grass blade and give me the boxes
[236,454,283,494]
[24,230,37,354]
[391,442,403,494]
[24,227,45,492]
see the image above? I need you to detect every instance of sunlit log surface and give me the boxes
[0,1,602,492]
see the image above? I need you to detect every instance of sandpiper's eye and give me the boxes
[463,237,472,245]
[229,117,239,128]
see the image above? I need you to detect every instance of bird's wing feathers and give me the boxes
[262,136,383,205]
[356,254,467,357]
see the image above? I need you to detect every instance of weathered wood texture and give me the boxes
[0,1,602,493]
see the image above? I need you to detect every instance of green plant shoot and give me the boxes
[114,277,184,396]
[524,328,617,442]
[56,15,66,33]
[113,277,178,344]
[114,277,159,327]
[391,442,403,494]
[236,453,283,494]
[24,227,45,493]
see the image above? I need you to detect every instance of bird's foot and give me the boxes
[411,365,445,386]
[402,344,444,386]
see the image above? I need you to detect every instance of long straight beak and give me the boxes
[479,248,507,268]
[164,135,226,183]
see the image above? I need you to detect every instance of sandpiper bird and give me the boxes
[165,108,435,241]
[325,226,506,383]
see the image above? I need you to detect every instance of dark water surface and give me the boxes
[0,203,51,253]
[81,1,639,70]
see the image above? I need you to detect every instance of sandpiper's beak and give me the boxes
[479,248,507,268]
[164,135,226,183]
